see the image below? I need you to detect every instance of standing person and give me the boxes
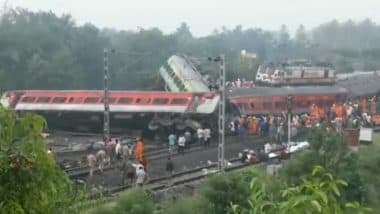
[184,130,192,149]
[119,157,135,186]
[87,154,97,177]
[135,164,146,187]
[166,156,174,186]
[121,144,130,161]
[168,133,176,154]
[197,127,204,145]
[203,127,211,147]
[115,139,122,161]
[106,139,116,163]
[177,135,186,155]
[96,150,107,173]
[134,137,145,163]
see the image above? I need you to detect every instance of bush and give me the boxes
[114,188,154,214]
[0,108,74,213]
[158,195,212,214]
[199,172,252,214]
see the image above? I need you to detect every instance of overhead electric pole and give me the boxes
[287,95,293,145]
[103,48,110,143]
[217,55,226,172]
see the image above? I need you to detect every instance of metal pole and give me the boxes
[218,55,226,172]
[103,48,110,143]
[287,112,291,145]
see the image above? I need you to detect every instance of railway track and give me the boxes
[67,136,265,178]
[70,141,310,214]
[87,157,246,199]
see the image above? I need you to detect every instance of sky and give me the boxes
[3,0,380,36]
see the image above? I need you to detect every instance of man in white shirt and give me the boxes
[203,128,211,147]
[197,128,204,145]
[178,135,186,155]
[134,164,146,187]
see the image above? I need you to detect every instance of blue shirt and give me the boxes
[168,134,176,146]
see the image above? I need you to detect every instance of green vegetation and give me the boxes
[0,107,74,213]
[232,166,371,214]
[373,133,380,144]
[1,9,380,92]
[2,105,380,213]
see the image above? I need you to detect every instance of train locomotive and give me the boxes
[255,60,336,86]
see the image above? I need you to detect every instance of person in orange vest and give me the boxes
[134,137,145,163]
[335,103,347,119]
[317,106,326,122]
[361,98,367,114]
[250,116,259,135]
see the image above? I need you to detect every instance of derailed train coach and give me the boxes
[0,90,220,134]
[228,86,348,115]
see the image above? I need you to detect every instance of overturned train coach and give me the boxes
[0,90,221,133]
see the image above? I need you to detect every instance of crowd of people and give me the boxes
[226,78,255,89]
[86,137,147,187]
[78,95,379,188]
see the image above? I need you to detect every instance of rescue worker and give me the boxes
[361,98,368,114]
[96,149,107,173]
[250,117,259,135]
[87,154,97,177]
[134,137,145,163]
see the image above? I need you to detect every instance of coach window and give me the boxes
[68,97,83,103]
[84,97,99,104]
[250,102,255,109]
[239,103,249,110]
[326,100,334,107]
[37,97,51,103]
[101,97,116,104]
[136,98,151,104]
[263,102,272,109]
[118,97,133,104]
[153,98,169,105]
[171,98,188,105]
[52,97,66,103]
[21,96,36,103]
[297,101,310,108]
[275,102,286,109]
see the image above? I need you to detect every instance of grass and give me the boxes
[374,133,380,145]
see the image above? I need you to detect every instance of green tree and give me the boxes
[88,188,154,214]
[0,107,74,213]
[232,166,371,214]
[281,127,364,203]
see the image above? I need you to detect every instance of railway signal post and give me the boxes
[103,48,110,143]
[287,95,293,145]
